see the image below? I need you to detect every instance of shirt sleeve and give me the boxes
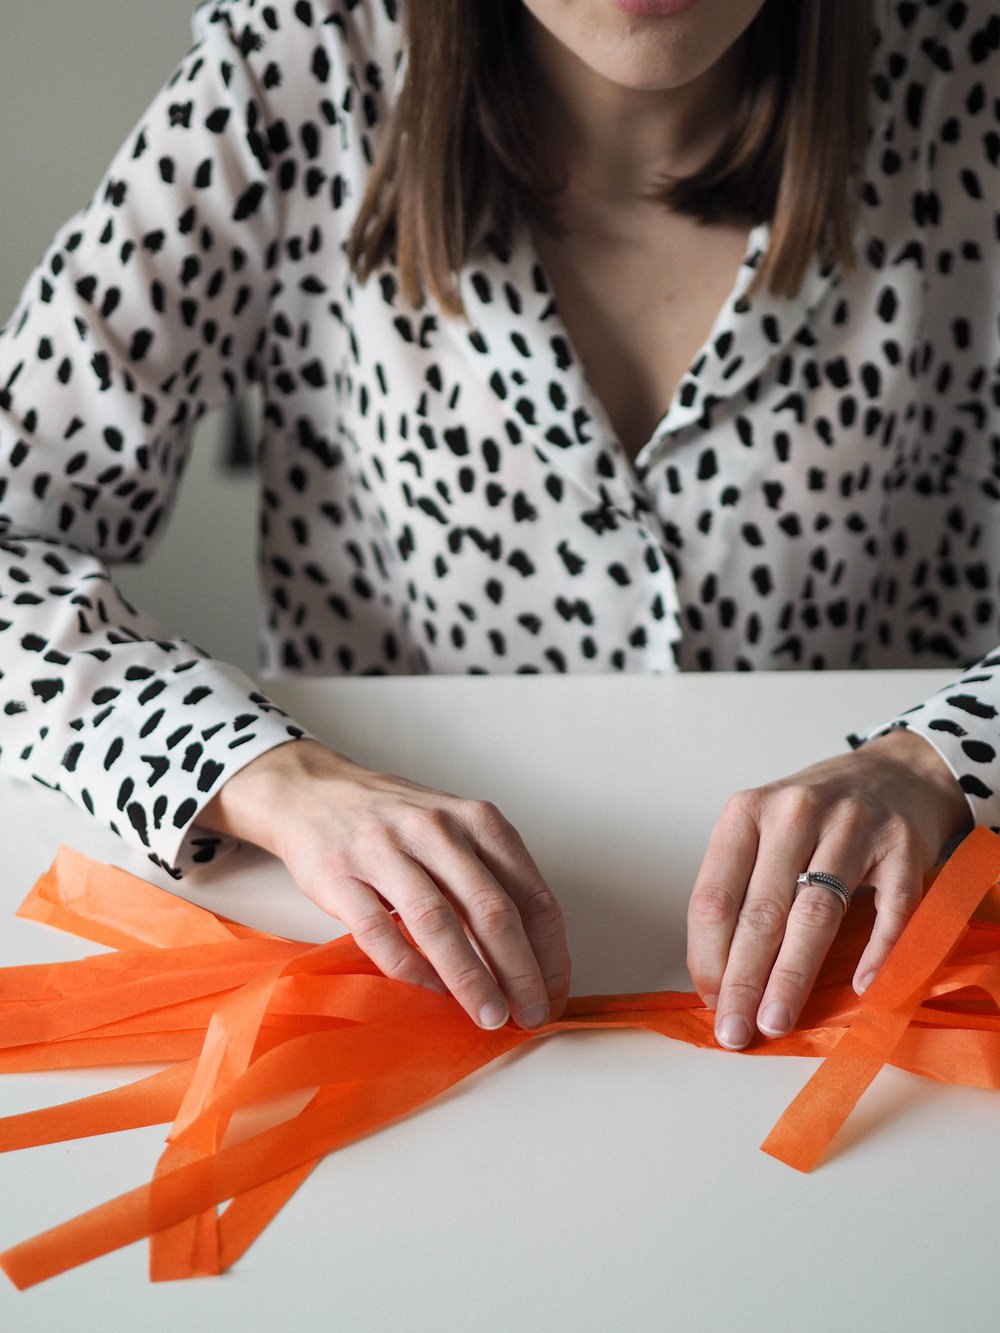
[849,0,1000,834]
[849,651,1000,834]
[0,1,315,878]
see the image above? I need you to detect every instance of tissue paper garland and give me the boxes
[0,828,999,1288]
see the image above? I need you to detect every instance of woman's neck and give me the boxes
[524,17,745,207]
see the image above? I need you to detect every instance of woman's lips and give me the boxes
[613,0,700,16]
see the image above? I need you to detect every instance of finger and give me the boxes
[686,795,761,1008]
[320,875,449,996]
[754,837,871,1038]
[386,852,520,1030]
[712,811,818,1049]
[467,803,571,1020]
[851,844,925,995]
[429,837,555,1030]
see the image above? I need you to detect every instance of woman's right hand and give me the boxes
[199,740,571,1031]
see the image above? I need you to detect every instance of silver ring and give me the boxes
[794,871,851,916]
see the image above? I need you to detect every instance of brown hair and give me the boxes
[347,1,875,315]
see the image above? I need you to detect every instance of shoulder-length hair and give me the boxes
[347,0,875,315]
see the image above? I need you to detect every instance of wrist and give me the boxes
[198,739,349,855]
[866,726,973,852]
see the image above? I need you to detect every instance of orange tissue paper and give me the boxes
[1,828,1000,1288]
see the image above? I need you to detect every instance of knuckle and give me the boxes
[880,805,912,837]
[401,805,455,843]
[446,959,491,1000]
[689,882,742,927]
[792,890,846,931]
[314,843,366,883]
[379,951,429,986]
[466,798,508,833]
[405,895,458,939]
[348,905,395,951]
[821,805,860,841]
[772,784,822,825]
[720,977,765,1007]
[521,885,564,934]
[768,961,814,995]
[829,795,876,837]
[737,896,787,942]
[348,909,426,986]
[502,968,547,1001]
[725,788,754,809]
[718,790,759,829]
[470,891,521,935]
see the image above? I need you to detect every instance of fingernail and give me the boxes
[715,1014,751,1050]
[758,1001,791,1037]
[519,1002,550,1030]
[856,971,876,995]
[478,999,509,1030]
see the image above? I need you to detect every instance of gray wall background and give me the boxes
[1,1,259,674]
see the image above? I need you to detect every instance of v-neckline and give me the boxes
[447,214,844,509]
[528,215,761,470]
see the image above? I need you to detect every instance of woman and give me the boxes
[0,0,996,1049]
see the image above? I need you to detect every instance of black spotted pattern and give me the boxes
[0,0,998,875]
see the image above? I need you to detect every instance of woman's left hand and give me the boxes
[686,728,973,1050]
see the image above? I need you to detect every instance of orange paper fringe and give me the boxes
[2,829,1000,1288]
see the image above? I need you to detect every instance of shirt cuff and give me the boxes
[33,655,318,880]
[848,685,1000,835]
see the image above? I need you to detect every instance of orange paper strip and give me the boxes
[1,832,999,1289]
[0,1062,195,1152]
[17,846,243,950]
[760,826,1000,1170]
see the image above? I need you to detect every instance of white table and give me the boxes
[1,670,995,1333]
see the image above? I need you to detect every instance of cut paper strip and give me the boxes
[760,825,1000,1170]
[0,831,999,1289]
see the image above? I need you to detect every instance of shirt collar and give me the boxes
[447,230,655,523]
[642,219,844,452]
[449,217,844,506]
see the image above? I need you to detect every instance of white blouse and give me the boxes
[0,0,998,876]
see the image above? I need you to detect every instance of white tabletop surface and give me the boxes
[1,669,995,1333]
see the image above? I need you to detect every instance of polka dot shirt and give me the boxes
[0,0,997,876]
